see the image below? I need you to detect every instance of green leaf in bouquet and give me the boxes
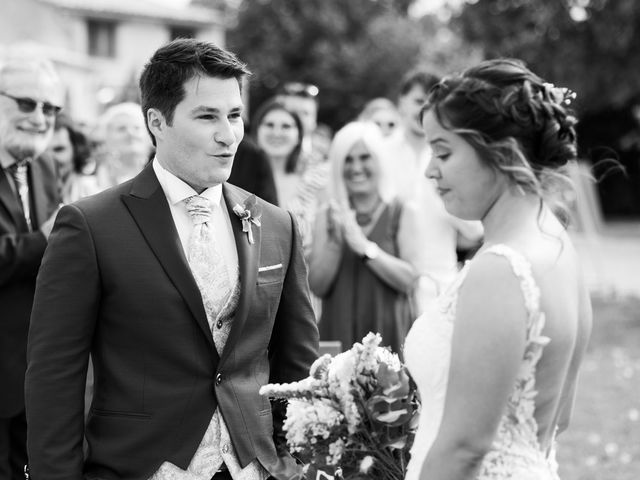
[382,436,408,449]
[372,409,410,424]
[365,394,413,427]
[409,408,421,430]
[376,363,411,398]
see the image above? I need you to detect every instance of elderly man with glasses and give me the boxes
[0,57,62,479]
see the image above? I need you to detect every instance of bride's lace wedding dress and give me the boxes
[404,244,560,480]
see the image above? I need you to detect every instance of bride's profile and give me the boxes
[404,58,592,480]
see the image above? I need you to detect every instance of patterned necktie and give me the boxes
[9,161,32,231]
[179,195,231,479]
[184,195,232,353]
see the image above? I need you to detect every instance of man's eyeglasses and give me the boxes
[280,82,319,98]
[0,91,62,117]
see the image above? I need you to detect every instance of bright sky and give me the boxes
[147,0,190,6]
[146,0,457,16]
[409,0,469,17]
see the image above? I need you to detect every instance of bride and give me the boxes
[404,59,592,480]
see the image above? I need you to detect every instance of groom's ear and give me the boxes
[147,108,167,141]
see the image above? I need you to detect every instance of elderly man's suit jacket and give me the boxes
[0,155,59,418]
[26,164,319,480]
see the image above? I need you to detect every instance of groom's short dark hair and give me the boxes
[139,38,250,145]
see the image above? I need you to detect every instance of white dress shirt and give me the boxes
[152,159,238,283]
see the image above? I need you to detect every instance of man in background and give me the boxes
[383,69,482,313]
[0,57,62,479]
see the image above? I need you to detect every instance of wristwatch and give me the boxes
[362,241,381,261]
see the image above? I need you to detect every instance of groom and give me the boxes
[25,39,319,480]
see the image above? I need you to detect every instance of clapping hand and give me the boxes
[325,201,345,243]
[342,209,369,257]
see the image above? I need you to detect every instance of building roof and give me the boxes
[40,0,223,26]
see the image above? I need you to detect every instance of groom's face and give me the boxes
[153,74,244,192]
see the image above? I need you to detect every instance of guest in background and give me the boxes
[308,122,429,355]
[252,98,329,256]
[311,122,333,162]
[0,57,62,479]
[358,97,400,137]
[276,81,325,162]
[46,113,97,203]
[227,137,278,205]
[384,69,483,312]
[91,101,152,190]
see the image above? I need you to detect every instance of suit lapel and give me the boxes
[220,184,259,364]
[29,157,54,226]
[0,169,27,230]
[122,164,217,352]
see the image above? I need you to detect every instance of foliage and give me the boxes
[227,0,479,130]
[450,0,640,114]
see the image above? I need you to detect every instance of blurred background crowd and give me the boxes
[1,0,639,479]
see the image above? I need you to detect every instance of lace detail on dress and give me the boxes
[404,244,560,480]
[475,244,558,480]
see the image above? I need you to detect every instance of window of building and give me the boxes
[170,26,197,40]
[88,19,116,58]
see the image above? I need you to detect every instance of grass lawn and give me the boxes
[557,292,640,480]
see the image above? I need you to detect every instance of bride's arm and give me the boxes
[417,254,528,480]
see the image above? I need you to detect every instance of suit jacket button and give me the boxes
[216,320,223,329]
[222,444,230,454]
[215,373,222,385]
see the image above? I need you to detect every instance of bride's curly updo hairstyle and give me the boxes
[422,58,577,210]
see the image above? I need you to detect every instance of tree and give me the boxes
[450,0,640,114]
[226,0,478,130]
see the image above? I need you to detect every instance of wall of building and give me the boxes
[0,0,226,125]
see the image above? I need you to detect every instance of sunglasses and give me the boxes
[0,91,62,117]
[281,82,319,98]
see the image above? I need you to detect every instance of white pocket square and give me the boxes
[258,263,283,272]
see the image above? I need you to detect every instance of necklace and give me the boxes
[354,197,382,226]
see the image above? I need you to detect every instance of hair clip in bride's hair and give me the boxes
[543,82,577,106]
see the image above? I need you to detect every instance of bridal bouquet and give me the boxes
[260,333,419,480]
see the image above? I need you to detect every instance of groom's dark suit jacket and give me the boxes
[25,164,319,480]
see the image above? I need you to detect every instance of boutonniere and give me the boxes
[232,194,262,245]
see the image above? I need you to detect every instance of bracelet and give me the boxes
[362,241,381,262]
